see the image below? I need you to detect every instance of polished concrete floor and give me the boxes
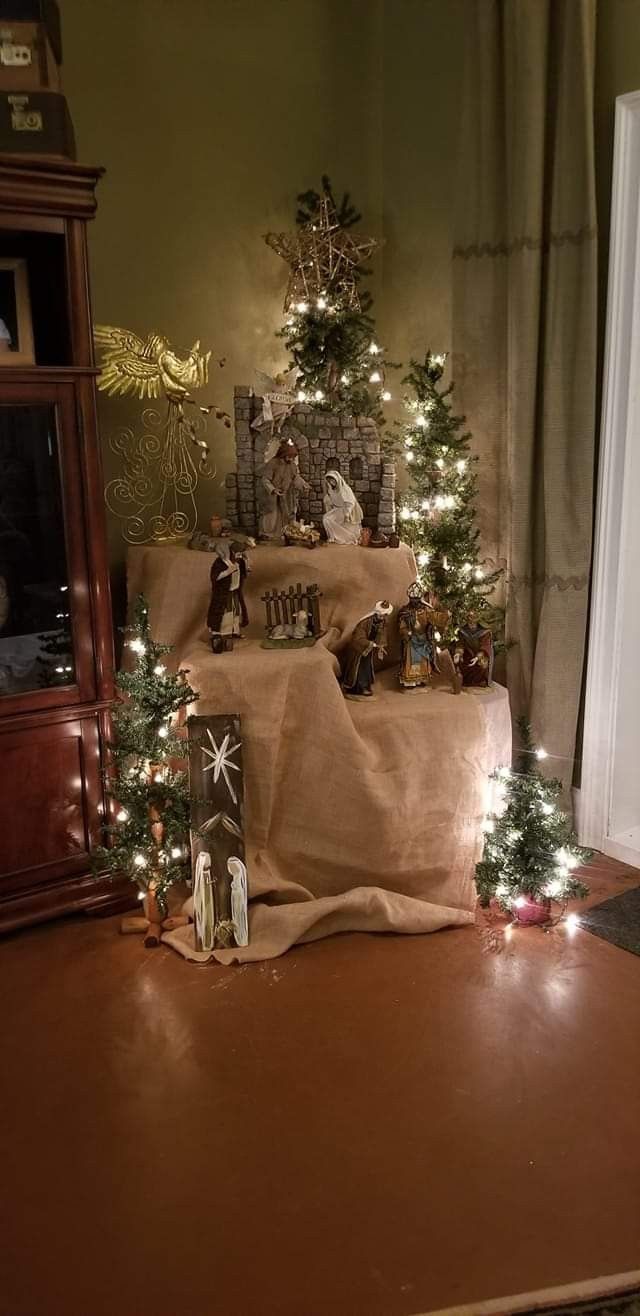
[1,859,639,1316]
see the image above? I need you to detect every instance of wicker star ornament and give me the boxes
[265,196,380,314]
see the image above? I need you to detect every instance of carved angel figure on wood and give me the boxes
[94,325,230,544]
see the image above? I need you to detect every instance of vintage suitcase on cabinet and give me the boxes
[0,22,61,92]
[0,0,61,61]
[0,90,74,157]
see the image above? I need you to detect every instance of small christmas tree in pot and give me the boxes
[93,596,197,946]
[476,718,591,927]
[397,350,503,643]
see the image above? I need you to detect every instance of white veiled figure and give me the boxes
[322,470,363,545]
[193,850,215,952]
[228,857,249,947]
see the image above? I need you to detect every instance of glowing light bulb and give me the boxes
[514,896,527,909]
[406,451,415,462]
[416,415,427,428]
[369,371,381,383]
[495,883,509,899]
[158,726,169,739]
[535,747,548,761]
[497,766,511,779]
[410,510,420,521]
[546,879,563,898]
[316,296,327,309]
[400,507,411,521]
[153,772,164,783]
[474,568,484,581]
[434,630,442,642]
[297,390,307,402]
[55,665,64,674]
[154,664,166,676]
[566,912,580,933]
[369,342,380,355]
[60,585,68,592]
[129,638,146,655]
[405,436,414,448]
[116,809,129,823]
[340,374,350,385]
[418,552,430,567]
[456,459,467,473]
[382,390,392,401]
[421,499,430,511]
[314,389,324,402]
[133,854,147,868]
[541,802,554,816]
[137,890,146,902]
[171,846,183,860]
[436,457,445,470]
[296,301,308,313]
[462,562,472,573]
[482,819,495,834]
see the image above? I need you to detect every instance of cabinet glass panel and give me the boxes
[0,404,74,696]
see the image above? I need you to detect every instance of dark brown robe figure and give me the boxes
[207,542,249,653]
[454,612,494,687]
[341,601,393,698]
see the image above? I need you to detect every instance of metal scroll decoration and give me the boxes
[94,325,231,544]
[187,714,248,953]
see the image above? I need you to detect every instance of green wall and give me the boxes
[61,0,465,588]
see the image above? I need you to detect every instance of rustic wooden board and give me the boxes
[187,714,247,951]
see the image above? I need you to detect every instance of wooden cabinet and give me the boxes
[0,155,130,931]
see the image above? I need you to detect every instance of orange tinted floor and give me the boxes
[1,858,639,1316]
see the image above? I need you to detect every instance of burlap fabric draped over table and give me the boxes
[127,543,512,963]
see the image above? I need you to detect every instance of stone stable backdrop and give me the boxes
[227,388,396,535]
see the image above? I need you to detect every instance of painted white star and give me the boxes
[201,731,242,804]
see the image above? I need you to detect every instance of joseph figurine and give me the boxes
[259,438,310,541]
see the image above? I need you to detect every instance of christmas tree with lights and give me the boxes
[93,595,196,918]
[265,175,394,418]
[476,718,590,920]
[397,351,502,642]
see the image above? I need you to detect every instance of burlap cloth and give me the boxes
[127,542,512,963]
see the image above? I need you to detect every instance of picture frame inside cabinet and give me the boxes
[0,255,34,363]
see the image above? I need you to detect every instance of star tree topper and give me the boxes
[265,196,380,314]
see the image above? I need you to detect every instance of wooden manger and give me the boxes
[261,582,325,649]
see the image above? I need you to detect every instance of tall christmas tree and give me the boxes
[397,351,502,642]
[265,175,394,418]
[476,718,590,919]
[93,596,196,914]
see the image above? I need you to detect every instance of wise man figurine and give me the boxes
[341,600,393,698]
[259,437,310,541]
[207,540,249,653]
[454,611,494,687]
[398,581,461,693]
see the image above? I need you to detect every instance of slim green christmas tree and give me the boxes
[93,596,197,912]
[266,175,394,418]
[476,718,590,917]
[397,351,502,641]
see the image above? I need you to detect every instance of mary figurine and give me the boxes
[322,470,363,545]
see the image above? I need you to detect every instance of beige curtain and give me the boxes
[452,0,597,786]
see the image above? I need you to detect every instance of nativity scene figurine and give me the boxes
[322,470,363,544]
[341,600,393,698]
[398,582,461,694]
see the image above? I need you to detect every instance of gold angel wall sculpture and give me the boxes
[94,326,231,544]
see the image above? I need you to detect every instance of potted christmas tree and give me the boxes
[396,350,502,642]
[476,718,591,925]
[93,595,197,946]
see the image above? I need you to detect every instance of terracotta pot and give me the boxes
[512,894,551,925]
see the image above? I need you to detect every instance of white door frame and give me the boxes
[580,90,640,864]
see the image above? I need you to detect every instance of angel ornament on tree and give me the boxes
[94,326,231,544]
